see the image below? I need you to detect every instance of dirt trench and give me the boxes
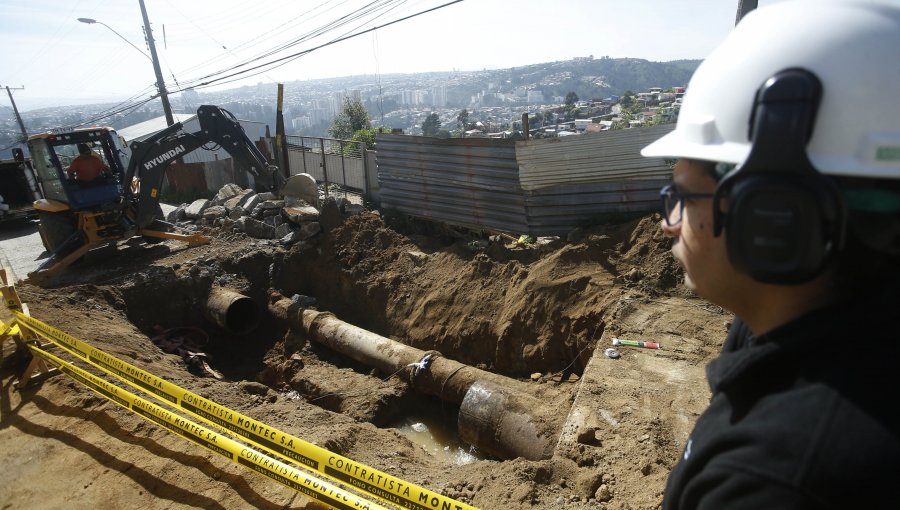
[1,209,723,509]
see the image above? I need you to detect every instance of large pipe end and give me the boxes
[205,288,260,335]
[458,380,555,461]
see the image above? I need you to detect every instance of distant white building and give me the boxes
[432,86,447,107]
[527,90,544,103]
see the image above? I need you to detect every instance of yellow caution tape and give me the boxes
[27,343,386,510]
[13,312,477,510]
[0,319,20,337]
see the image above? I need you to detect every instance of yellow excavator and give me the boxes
[27,105,284,283]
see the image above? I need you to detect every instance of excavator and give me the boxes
[26,105,284,284]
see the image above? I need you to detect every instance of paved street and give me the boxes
[0,218,45,283]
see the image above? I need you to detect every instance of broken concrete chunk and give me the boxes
[166,204,187,223]
[405,250,428,266]
[241,193,261,212]
[228,206,245,220]
[213,183,244,204]
[223,189,253,209]
[256,192,276,202]
[280,230,302,245]
[202,205,227,221]
[284,205,319,224]
[298,221,321,240]
[274,223,292,238]
[260,199,284,210]
[185,199,211,219]
[237,216,277,239]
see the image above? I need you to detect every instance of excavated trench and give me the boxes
[99,211,679,464]
[109,253,552,463]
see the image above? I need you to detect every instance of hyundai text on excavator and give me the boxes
[27,105,284,284]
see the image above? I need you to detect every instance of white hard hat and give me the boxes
[641,0,900,180]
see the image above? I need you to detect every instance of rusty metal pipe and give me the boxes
[205,288,260,334]
[268,296,557,460]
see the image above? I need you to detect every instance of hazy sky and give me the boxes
[0,0,792,111]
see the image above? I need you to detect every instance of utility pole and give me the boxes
[735,0,758,25]
[138,0,175,126]
[3,86,29,143]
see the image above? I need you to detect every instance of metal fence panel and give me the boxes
[284,135,368,192]
[374,128,675,236]
[516,124,675,190]
[376,134,529,233]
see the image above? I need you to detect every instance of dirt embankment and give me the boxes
[0,208,725,510]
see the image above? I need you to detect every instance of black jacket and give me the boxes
[663,294,900,509]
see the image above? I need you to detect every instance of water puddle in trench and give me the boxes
[391,416,483,465]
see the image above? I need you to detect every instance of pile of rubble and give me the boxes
[165,183,364,245]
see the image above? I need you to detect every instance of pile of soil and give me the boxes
[0,209,726,509]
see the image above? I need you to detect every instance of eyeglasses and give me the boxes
[659,184,715,226]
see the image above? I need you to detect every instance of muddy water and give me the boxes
[392,416,483,465]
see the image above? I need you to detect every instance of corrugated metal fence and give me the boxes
[376,135,529,233]
[376,124,675,236]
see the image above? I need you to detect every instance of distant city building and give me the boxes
[527,90,544,103]
[292,116,311,129]
[432,86,447,107]
[401,90,426,106]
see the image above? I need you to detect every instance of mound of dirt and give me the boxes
[0,209,727,510]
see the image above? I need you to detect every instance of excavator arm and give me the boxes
[125,105,283,228]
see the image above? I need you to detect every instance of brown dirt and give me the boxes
[0,210,727,509]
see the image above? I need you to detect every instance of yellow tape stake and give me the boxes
[13,312,477,510]
[28,344,386,510]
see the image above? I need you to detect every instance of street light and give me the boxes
[77,2,174,127]
[77,18,151,61]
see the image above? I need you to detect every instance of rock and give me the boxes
[166,204,187,222]
[344,203,365,215]
[297,222,321,240]
[284,205,320,224]
[228,206,245,220]
[201,205,227,221]
[319,198,343,233]
[282,173,319,208]
[239,381,269,396]
[274,223,292,238]
[235,217,276,239]
[279,230,303,246]
[184,199,210,219]
[241,193,261,212]
[212,183,244,204]
[405,250,428,266]
[223,190,253,209]
[530,372,542,381]
[291,294,318,307]
[259,199,284,209]
[256,192,276,202]
[576,427,599,445]
[595,484,612,503]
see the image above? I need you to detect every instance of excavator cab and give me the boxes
[28,128,127,211]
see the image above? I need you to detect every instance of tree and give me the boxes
[422,113,441,137]
[329,97,371,140]
[565,92,579,107]
[456,109,469,129]
[351,126,391,150]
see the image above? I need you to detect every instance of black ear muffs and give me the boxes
[712,68,845,284]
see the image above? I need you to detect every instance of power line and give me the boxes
[173,0,464,93]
